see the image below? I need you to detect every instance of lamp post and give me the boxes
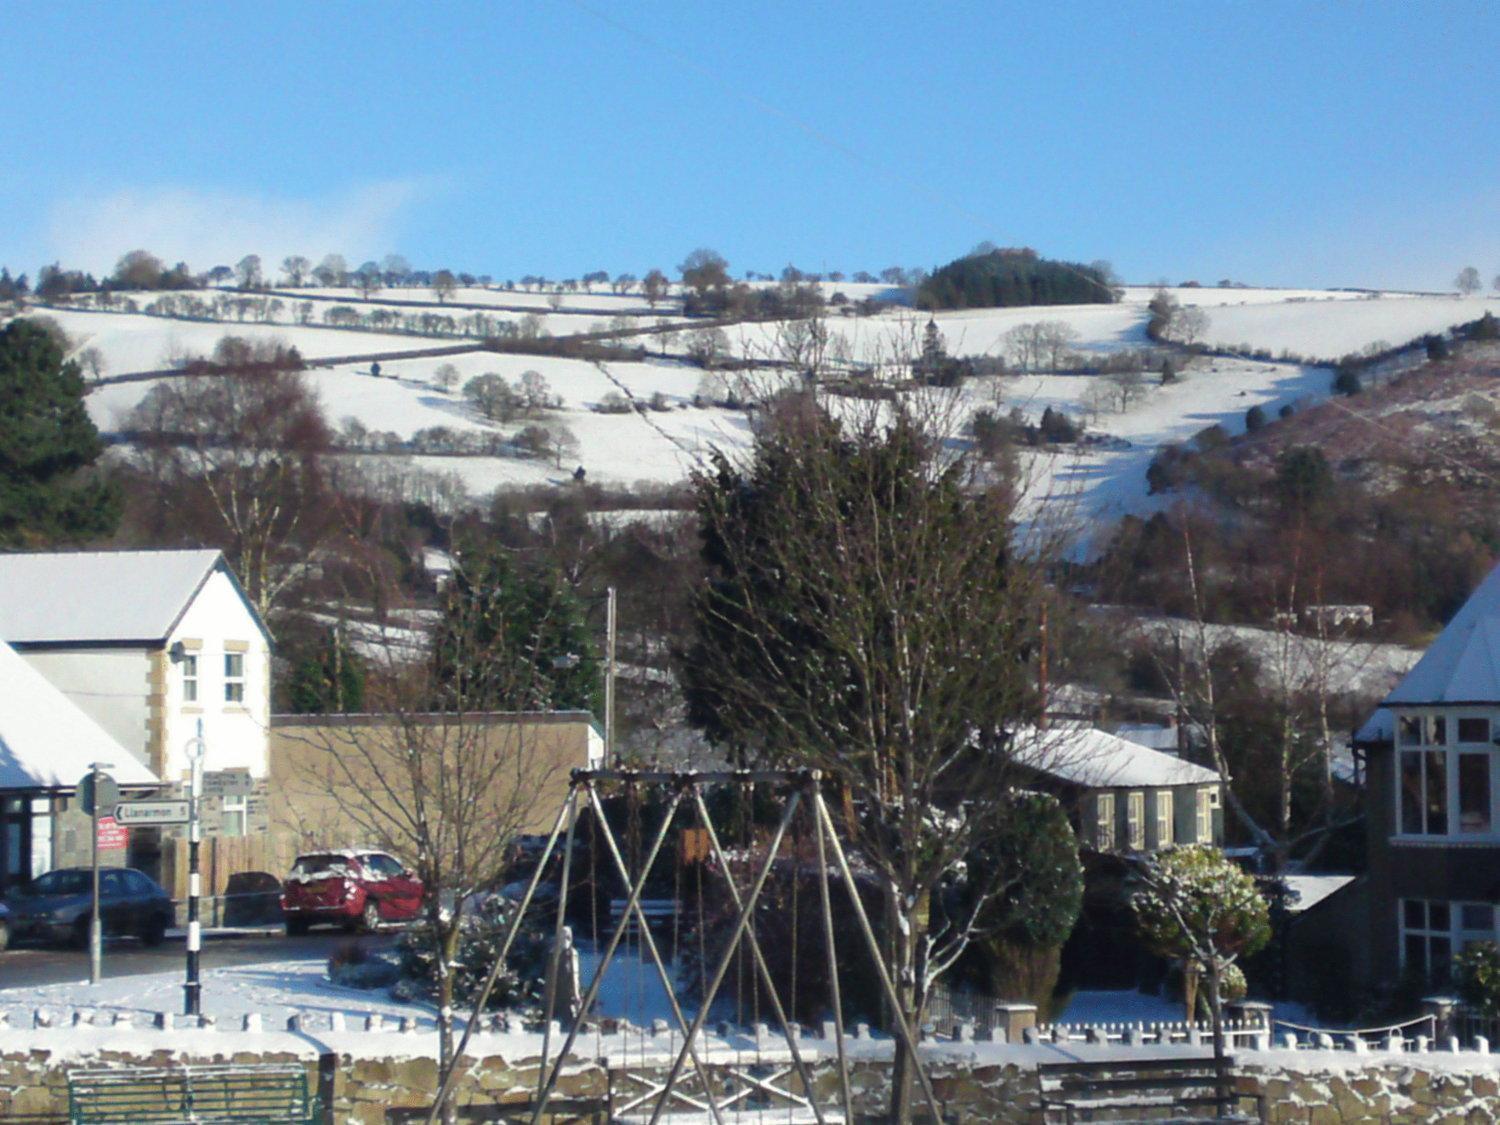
[183,720,206,1017]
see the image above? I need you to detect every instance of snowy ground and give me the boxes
[0,942,718,1029]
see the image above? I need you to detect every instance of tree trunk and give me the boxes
[1183,962,1199,1024]
[435,917,460,1125]
[887,889,929,1125]
[1207,961,1229,1114]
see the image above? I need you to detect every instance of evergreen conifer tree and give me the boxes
[0,319,119,546]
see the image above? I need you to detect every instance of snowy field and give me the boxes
[37,308,420,373]
[1197,293,1497,360]
[17,280,1496,542]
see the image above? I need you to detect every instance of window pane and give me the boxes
[224,653,243,677]
[1401,752,1424,834]
[1400,716,1423,746]
[1432,717,1448,745]
[1404,899,1426,929]
[1430,901,1451,932]
[1459,718,1491,744]
[1460,755,1491,833]
[1426,751,1448,835]
[1461,904,1493,932]
[1405,933,1427,969]
[1431,937,1452,978]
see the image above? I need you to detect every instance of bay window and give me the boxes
[1396,710,1500,838]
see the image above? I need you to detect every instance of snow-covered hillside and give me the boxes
[15,279,1495,546]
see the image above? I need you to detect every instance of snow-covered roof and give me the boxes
[0,549,246,646]
[1011,724,1220,789]
[1374,559,1500,708]
[1282,873,1356,914]
[1112,723,1181,753]
[0,641,158,790]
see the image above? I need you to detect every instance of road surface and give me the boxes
[0,930,396,990]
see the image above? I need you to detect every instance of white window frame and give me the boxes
[1095,793,1115,851]
[1394,709,1500,841]
[220,794,247,838]
[1195,788,1212,843]
[223,652,245,704]
[181,654,199,704]
[1155,791,1174,847]
[1400,897,1498,977]
[1127,791,1145,850]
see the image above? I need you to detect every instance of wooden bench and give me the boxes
[68,1063,319,1124]
[1037,1056,1267,1124]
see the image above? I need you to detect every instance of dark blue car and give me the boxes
[3,867,173,948]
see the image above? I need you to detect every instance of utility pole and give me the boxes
[184,720,206,1017]
[605,586,617,766]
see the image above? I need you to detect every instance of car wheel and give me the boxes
[362,900,382,933]
[140,915,167,947]
[284,916,310,937]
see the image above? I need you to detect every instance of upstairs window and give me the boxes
[181,654,198,703]
[1400,747,1450,835]
[1459,753,1492,833]
[224,652,245,704]
[1459,718,1492,744]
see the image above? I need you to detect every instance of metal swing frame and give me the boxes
[423,768,945,1125]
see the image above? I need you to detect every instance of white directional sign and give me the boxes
[114,799,191,826]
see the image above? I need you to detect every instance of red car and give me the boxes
[279,850,423,935]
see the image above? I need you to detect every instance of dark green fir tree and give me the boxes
[0,319,119,546]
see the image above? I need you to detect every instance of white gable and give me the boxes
[0,549,229,645]
[1382,559,1500,706]
[0,641,158,789]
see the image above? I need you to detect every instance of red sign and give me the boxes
[96,816,129,851]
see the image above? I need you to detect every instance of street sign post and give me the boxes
[79,763,115,986]
[114,799,191,826]
[184,721,206,1017]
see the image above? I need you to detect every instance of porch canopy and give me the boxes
[0,641,159,791]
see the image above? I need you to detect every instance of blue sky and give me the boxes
[4,1,1496,290]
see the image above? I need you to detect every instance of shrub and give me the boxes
[1244,405,1267,433]
[1457,941,1500,1019]
[394,896,550,1011]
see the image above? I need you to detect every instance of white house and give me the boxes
[0,549,272,788]
[0,640,158,890]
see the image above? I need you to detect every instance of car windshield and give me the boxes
[30,870,90,896]
[291,854,354,878]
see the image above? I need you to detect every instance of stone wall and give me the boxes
[4,1027,1500,1123]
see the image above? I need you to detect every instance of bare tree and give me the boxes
[77,346,107,383]
[432,363,461,393]
[1457,266,1483,296]
[641,269,669,308]
[126,341,331,617]
[1103,367,1149,412]
[235,254,263,290]
[278,595,571,1123]
[354,263,383,300]
[281,256,311,287]
[313,254,347,288]
[1174,306,1210,346]
[431,269,458,304]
